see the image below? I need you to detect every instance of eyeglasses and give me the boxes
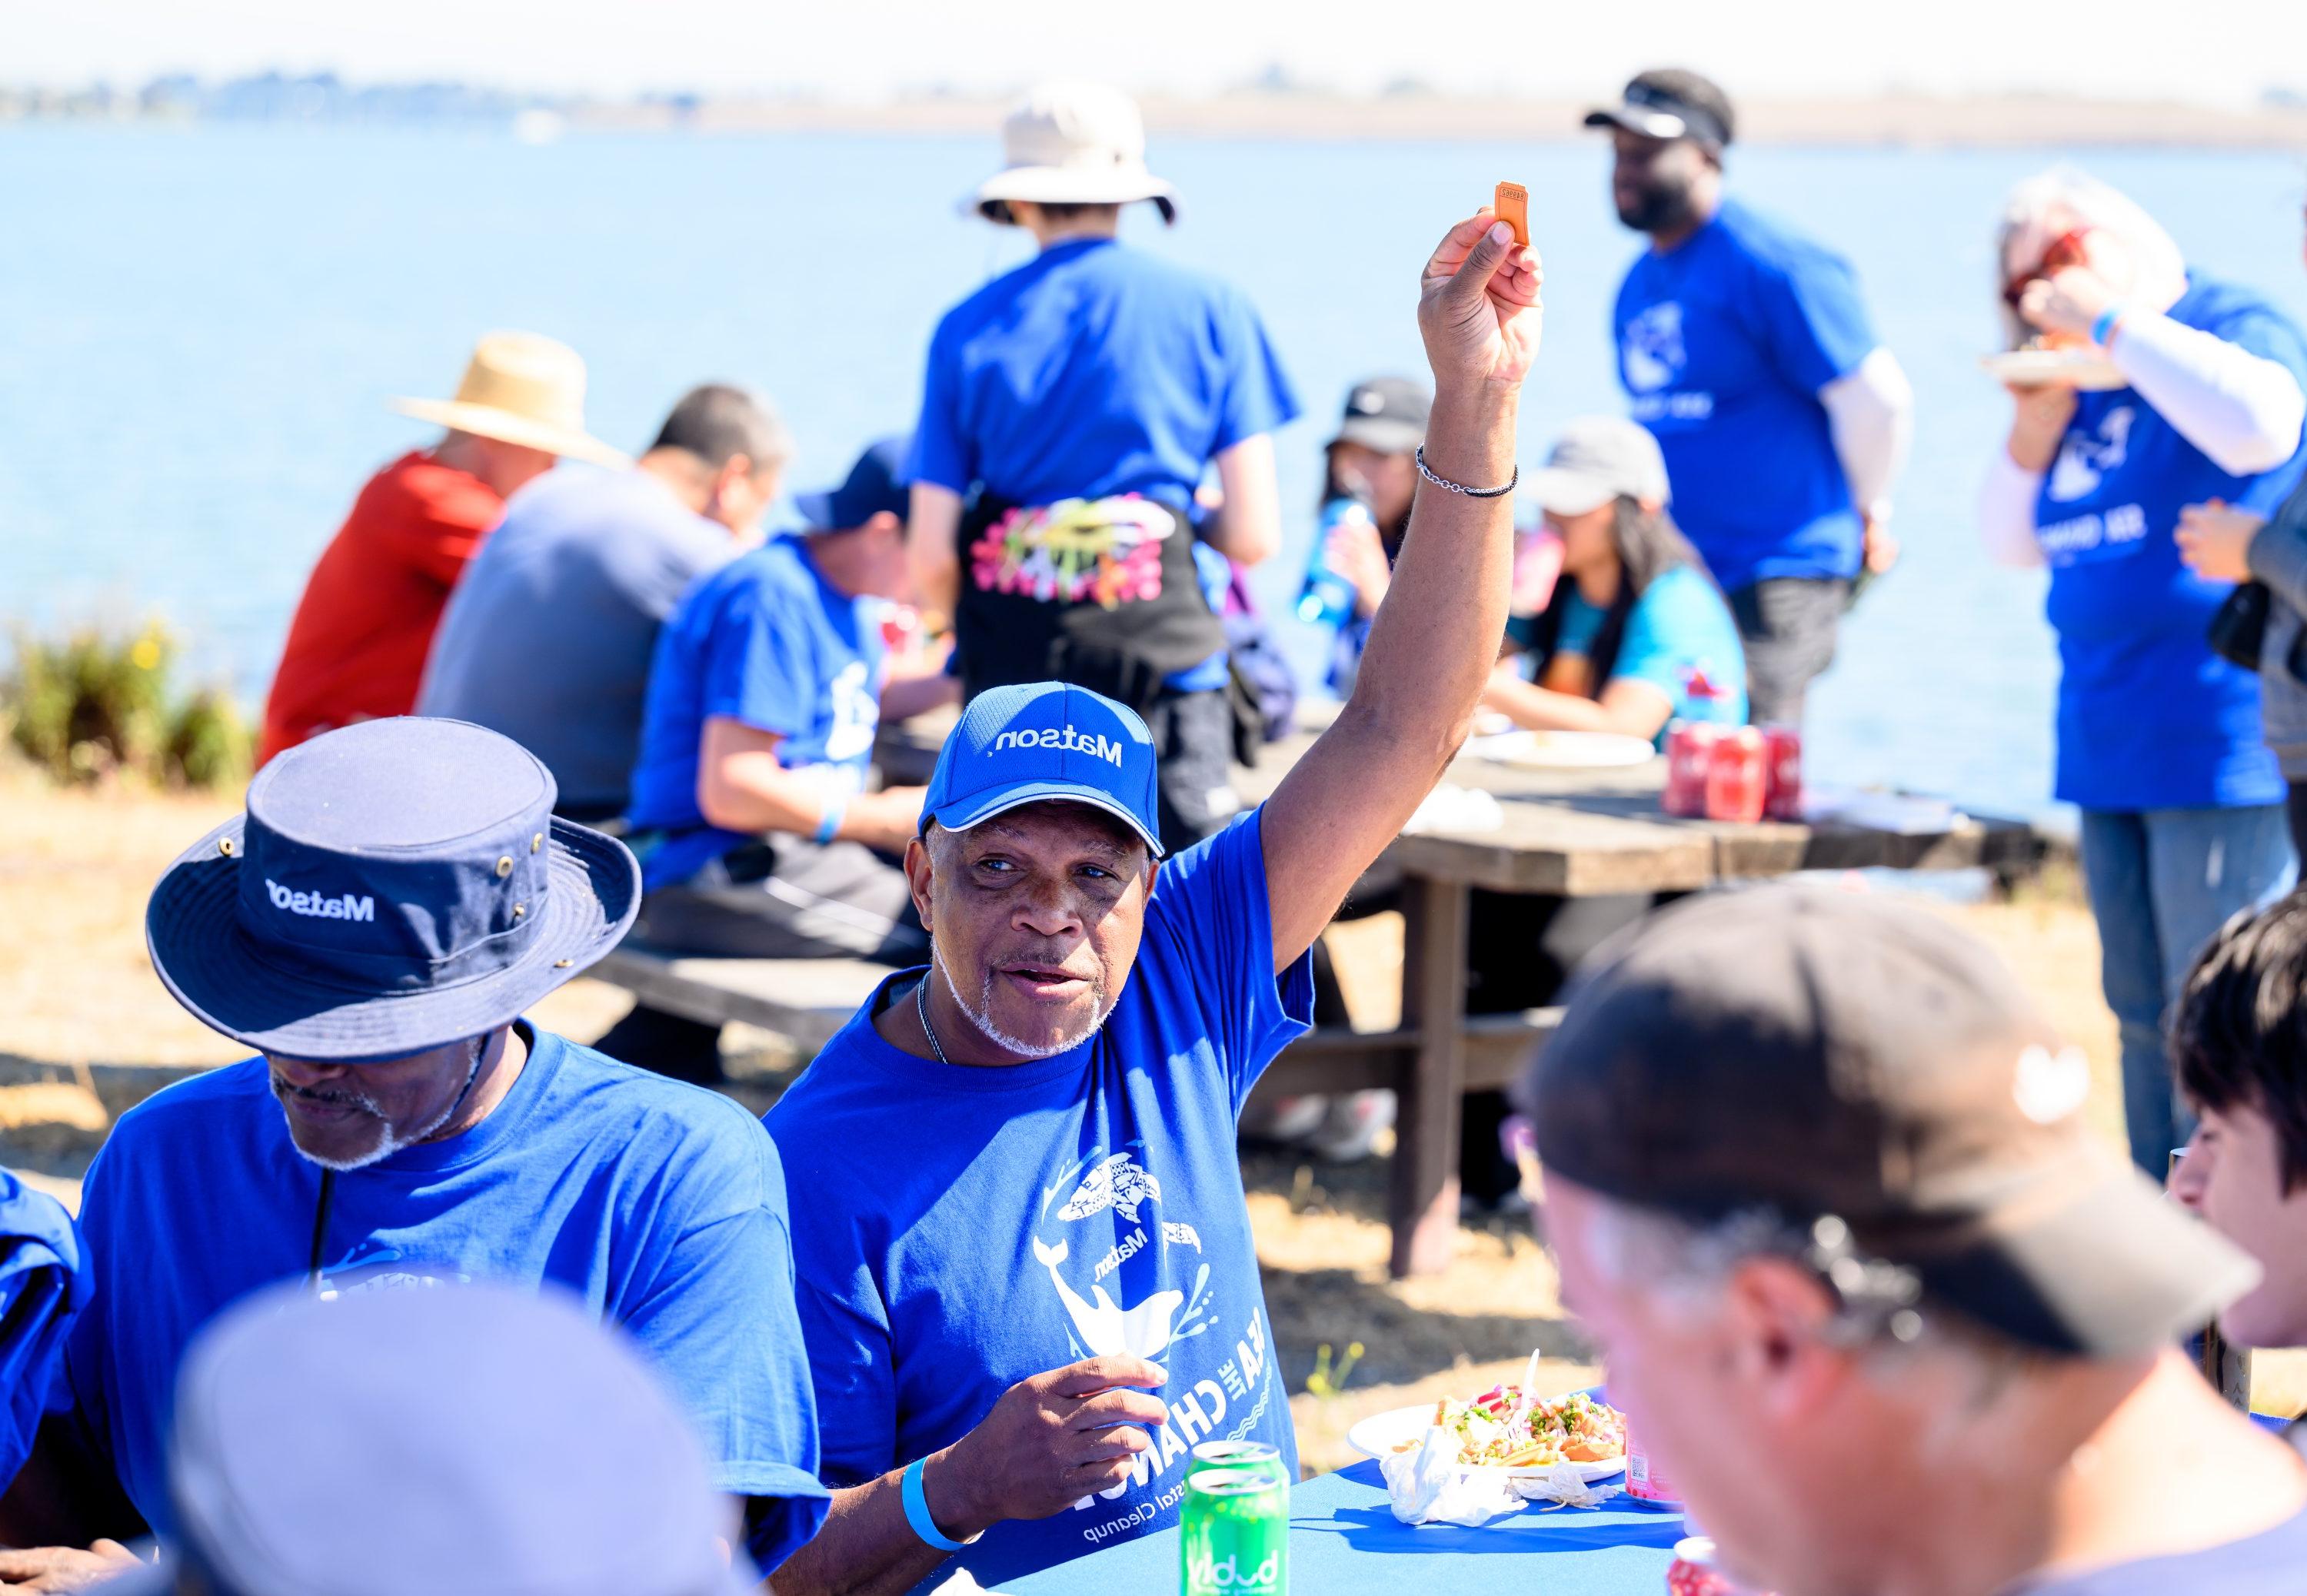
[2003,226,2095,310]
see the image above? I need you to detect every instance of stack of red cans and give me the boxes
[1664,723,1803,824]
[1761,723,1803,821]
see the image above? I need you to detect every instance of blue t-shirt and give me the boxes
[626,534,889,889]
[2033,275,2307,812]
[418,465,733,815]
[1613,198,1878,590]
[1553,567,1749,740]
[906,238,1300,511]
[58,1026,829,1572]
[767,810,1313,1589]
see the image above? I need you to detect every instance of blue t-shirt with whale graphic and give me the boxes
[767,808,1313,1588]
[57,1026,829,1574]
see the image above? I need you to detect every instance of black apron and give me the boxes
[954,493,1226,714]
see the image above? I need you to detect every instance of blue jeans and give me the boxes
[2078,805,2295,1176]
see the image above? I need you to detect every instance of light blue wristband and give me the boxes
[901,1457,971,1552]
[813,796,847,846]
[2090,303,2127,347]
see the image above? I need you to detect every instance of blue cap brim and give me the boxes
[790,490,839,530]
[924,780,1165,859]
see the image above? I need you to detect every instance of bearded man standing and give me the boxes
[765,210,1543,1591]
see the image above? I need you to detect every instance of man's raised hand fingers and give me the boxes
[1067,1388,1170,1430]
[1435,221,1517,304]
[1048,1355,1166,1398]
[1421,212,1500,289]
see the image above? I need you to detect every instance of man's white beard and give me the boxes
[281,1044,483,1172]
[936,949,1114,1060]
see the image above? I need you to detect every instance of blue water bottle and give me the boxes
[1298,494,1373,627]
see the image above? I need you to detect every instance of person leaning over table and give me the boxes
[1481,414,1746,745]
[761,210,1541,1594]
[904,80,1298,855]
[2172,195,2307,863]
[0,718,827,1590]
[1520,884,2307,1596]
[1977,166,2307,1181]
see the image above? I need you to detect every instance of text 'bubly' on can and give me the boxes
[1180,1466,1287,1596]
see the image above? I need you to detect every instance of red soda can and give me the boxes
[1761,723,1803,821]
[1704,727,1768,823]
[1663,722,1724,817]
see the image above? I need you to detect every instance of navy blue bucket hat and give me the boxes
[145,718,640,1062]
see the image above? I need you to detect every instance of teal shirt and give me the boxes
[1528,565,1748,743]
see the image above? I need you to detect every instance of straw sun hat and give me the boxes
[391,331,627,467]
[970,81,1178,225]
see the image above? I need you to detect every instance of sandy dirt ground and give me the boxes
[3,766,2300,1473]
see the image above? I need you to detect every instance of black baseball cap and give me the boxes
[1328,375,1430,457]
[793,434,910,532]
[1584,69,1736,153]
[1520,885,2260,1358]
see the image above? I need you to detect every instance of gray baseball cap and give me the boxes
[1329,375,1430,457]
[1520,885,2261,1358]
[1524,416,1671,517]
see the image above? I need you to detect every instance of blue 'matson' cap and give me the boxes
[920,683,1164,856]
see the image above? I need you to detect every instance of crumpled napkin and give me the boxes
[1402,783,1506,837]
[1380,1411,1522,1528]
[1510,1462,1623,1509]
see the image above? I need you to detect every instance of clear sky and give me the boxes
[8,0,2305,108]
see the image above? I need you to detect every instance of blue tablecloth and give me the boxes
[994,1456,1688,1594]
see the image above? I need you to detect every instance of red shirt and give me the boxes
[258,451,504,765]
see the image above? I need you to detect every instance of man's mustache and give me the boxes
[270,1076,384,1116]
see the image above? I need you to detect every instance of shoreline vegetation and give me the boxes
[7,81,2307,148]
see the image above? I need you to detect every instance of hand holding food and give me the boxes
[2017,265,2122,344]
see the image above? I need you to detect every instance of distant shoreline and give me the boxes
[10,89,2307,148]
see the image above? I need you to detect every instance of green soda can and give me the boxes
[1186,1441,1287,1489]
[1180,1467,1287,1596]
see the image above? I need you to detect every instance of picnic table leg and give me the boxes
[1390,871,1470,1278]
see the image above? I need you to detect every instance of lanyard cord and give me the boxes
[307,1168,337,1286]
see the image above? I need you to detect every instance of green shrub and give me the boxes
[3,621,252,790]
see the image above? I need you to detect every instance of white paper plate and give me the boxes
[1980,348,2127,391]
[1346,1403,1626,1481]
[1468,730,1656,770]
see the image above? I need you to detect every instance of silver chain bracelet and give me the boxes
[1413,446,1518,499]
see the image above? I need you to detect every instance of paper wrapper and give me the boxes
[1380,1424,1523,1528]
[1511,1462,1623,1510]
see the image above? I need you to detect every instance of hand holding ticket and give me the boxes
[1494,181,1530,246]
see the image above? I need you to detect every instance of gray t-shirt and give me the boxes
[2009,1498,2307,1594]
[419,464,732,814]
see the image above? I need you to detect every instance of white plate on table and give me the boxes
[1469,730,1656,770]
[1346,1404,1626,1481]
[1980,348,2127,391]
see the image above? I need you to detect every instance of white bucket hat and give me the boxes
[969,80,1178,225]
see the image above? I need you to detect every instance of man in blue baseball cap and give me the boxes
[766,209,1544,1591]
[0,718,829,1584]
[607,435,959,1082]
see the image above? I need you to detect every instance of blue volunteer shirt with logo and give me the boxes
[907,237,1300,512]
[2031,274,2307,813]
[767,810,1313,1588]
[58,1025,831,1574]
[626,534,888,889]
[1613,197,1879,592]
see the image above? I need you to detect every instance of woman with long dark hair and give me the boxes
[1486,417,1746,740]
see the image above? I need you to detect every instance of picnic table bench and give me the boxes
[592,710,2049,1278]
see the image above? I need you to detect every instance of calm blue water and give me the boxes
[4,125,2304,817]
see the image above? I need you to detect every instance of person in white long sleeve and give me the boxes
[1586,68,1913,727]
[1976,166,2307,1180]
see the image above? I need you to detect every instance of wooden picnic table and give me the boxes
[879,708,2047,1277]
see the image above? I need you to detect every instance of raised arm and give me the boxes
[906,483,964,619]
[1260,215,1541,969]
[1203,434,1283,567]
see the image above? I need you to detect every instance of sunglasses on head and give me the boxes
[2003,226,2095,310]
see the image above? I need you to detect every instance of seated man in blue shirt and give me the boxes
[0,718,828,1584]
[905,81,1299,853]
[607,438,957,1082]
[765,211,1542,1593]
[1485,416,1748,741]
[419,384,790,823]
[1588,69,1912,727]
